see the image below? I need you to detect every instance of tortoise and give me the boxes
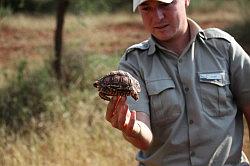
[93,70,141,101]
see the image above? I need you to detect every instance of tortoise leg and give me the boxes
[99,92,111,101]
[131,93,139,101]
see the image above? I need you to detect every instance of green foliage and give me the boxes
[60,46,86,90]
[0,0,56,13]
[1,0,250,15]
[0,48,120,135]
[70,0,131,14]
[6,0,250,14]
[0,0,131,14]
[0,6,12,18]
[188,0,224,13]
[84,53,120,89]
[237,0,250,22]
[0,59,57,133]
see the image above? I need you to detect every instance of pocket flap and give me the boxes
[146,79,175,95]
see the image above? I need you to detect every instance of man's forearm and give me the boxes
[242,104,250,140]
[247,118,250,140]
[123,121,153,151]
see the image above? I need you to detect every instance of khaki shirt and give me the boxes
[118,19,250,166]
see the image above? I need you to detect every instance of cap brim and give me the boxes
[133,0,173,12]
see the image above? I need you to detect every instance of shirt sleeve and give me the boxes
[118,51,150,116]
[229,37,250,107]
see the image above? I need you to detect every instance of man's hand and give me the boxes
[105,96,153,150]
[106,96,140,137]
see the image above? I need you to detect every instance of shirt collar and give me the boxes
[147,18,205,56]
[188,18,206,41]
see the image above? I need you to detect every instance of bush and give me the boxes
[237,0,250,22]
[70,0,131,14]
[0,60,57,134]
[0,6,12,18]
[0,0,131,14]
[60,46,86,90]
[0,0,56,13]
[0,50,88,134]
[188,0,224,13]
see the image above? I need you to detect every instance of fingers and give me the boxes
[123,110,137,136]
[117,101,129,129]
[109,112,119,128]
[112,96,128,129]
[113,96,122,115]
[106,96,126,128]
[106,96,121,121]
[106,96,139,138]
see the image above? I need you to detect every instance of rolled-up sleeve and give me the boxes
[229,38,250,107]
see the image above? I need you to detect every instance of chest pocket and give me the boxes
[146,79,181,127]
[198,71,234,117]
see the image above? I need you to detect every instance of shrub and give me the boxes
[188,0,223,13]
[0,60,57,134]
[0,0,56,13]
[0,0,131,14]
[70,0,131,14]
[0,6,12,18]
[60,46,86,90]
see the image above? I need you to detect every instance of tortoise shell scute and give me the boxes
[93,70,141,101]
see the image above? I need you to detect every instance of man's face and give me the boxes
[138,0,190,42]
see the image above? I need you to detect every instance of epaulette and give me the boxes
[125,40,150,54]
[203,28,233,43]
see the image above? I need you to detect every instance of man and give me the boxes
[106,0,250,165]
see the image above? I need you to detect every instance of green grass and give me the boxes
[0,51,137,165]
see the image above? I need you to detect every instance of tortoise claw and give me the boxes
[99,92,111,101]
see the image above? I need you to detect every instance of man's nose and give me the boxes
[154,8,164,20]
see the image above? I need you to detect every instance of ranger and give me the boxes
[106,0,250,165]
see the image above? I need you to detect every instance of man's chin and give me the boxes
[153,35,172,42]
[152,31,172,40]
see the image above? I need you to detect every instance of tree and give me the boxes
[54,0,69,82]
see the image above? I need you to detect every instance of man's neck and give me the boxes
[156,22,191,56]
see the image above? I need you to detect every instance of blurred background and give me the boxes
[0,0,249,165]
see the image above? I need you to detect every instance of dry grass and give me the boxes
[0,8,249,165]
[0,100,137,166]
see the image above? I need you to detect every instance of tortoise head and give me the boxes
[93,81,99,88]
[131,92,139,101]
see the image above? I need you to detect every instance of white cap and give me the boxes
[133,0,173,12]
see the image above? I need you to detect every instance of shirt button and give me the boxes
[178,59,182,63]
[189,120,194,124]
[190,151,195,157]
[184,87,189,92]
[143,43,149,48]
